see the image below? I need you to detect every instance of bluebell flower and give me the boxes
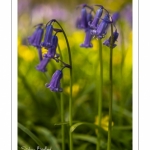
[80,28,93,48]
[103,30,119,48]
[36,57,50,72]
[76,7,88,29]
[46,70,63,92]
[41,24,53,48]
[44,35,58,58]
[91,14,111,39]
[88,7,103,29]
[28,24,44,48]
[86,11,93,24]
[112,12,120,24]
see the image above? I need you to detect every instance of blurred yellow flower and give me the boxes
[92,39,99,51]
[95,115,114,132]
[58,38,66,50]
[42,47,48,57]
[68,31,84,47]
[18,45,36,62]
[124,45,132,67]
[64,84,80,97]
[124,32,132,72]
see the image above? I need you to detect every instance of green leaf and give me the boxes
[54,122,68,126]
[18,136,31,148]
[18,122,45,148]
[70,122,107,137]
[77,143,90,150]
[113,103,132,118]
[73,134,97,144]
[35,126,61,150]
[113,126,132,130]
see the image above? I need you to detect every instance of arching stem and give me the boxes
[53,20,73,150]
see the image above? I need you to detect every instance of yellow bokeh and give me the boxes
[18,37,36,61]
[113,50,121,65]
[58,38,66,50]
[42,47,48,57]
[95,115,114,131]
[64,84,80,97]
[18,45,36,62]
[92,38,99,51]
[68,31,84,48]
[124,32,132,70]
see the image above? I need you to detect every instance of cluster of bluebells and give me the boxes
[76,4,119,48]
[28,20,71,92]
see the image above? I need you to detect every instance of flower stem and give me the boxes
[107,23,114,150]
[60,88,65,150]
[96,39,103,150]
[58,44,65,150]
[37,47,43,61]
[54,20,73,150]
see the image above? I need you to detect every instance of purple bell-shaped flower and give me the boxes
[44,35,58,58]
[86,11,93,24]
[112,12,120,24]
[88,7,103,29]
[46,70,63,92]
[28,24,44,48]
[80,28,93,48]
[36,57,50,72]
[41,25,53,48]
[103,30,119,48]
[91,14,111,39]
[76,7,88,29]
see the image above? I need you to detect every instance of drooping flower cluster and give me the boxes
[28,20,71,92]
[103,29,119,48]
[76,4,119,48]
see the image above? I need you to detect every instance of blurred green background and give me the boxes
[18,0,132,150]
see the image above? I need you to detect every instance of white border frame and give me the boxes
[12,0,17,149]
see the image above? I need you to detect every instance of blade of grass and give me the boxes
[112,126,132,130]
[18,136,31,148]
[35,126,61,150]
[18,122,45,148]
[76,143,90,150]
[73,134,97,144]
[70,122,107,137]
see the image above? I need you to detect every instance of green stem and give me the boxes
[60,89,65,150]
[37,47,43,62]
[96,39,103,150]
[58,44,65,150]
[107,23,114,150]
[54,20,73,150]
